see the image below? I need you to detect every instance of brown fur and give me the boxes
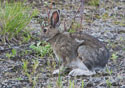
[41,10,110,75]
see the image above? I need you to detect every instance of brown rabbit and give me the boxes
[41,10,110,76]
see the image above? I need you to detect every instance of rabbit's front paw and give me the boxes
[68,69,96,76]
[53,69,60,75]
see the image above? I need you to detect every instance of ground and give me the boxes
[0,0,125,88]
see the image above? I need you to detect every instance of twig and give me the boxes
[80,0,84,30]
[71,0,84,31]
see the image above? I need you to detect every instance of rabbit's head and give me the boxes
[41,10,61,41]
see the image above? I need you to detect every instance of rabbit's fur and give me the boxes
[41,10,110,76]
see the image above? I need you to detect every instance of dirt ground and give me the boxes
[0,0,125,88]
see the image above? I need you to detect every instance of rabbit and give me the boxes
[41,10,110,76]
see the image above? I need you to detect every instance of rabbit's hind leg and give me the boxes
[68,59,96,76]
[68,68,96,76]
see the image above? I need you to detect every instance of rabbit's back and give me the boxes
[75,33,110,71]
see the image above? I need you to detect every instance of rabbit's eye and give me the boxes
[43,29,47,33]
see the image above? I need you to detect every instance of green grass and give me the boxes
[68,29,76,33]
[22,59,39,88]
[0,1,38,42]
[68,21,80,33]
[6,48,17,58]
[82,80,84,88]
[29,41,53,57]
[106,79,112,88]
[88,0,100,6]
[69,80,75,88]
[111,53,118,60]
[56,73,63,88]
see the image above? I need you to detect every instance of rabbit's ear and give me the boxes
[50,10,60,28]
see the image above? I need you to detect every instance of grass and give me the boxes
[88,0,100,6]
[110,53,118,64]
[82,80,85,88]
[106,79,112,88]
[29,41,53,57]
[69,80,75,88]
[0,1,38,42]
[106,68,112,76]
[68,29,76,33]
[6,48,17,58]
[56,73,63,88]
[68,21,80,33]
[22,59,39,88]
[111,53,118,60]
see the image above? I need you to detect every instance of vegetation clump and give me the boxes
[0,1,38,43]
